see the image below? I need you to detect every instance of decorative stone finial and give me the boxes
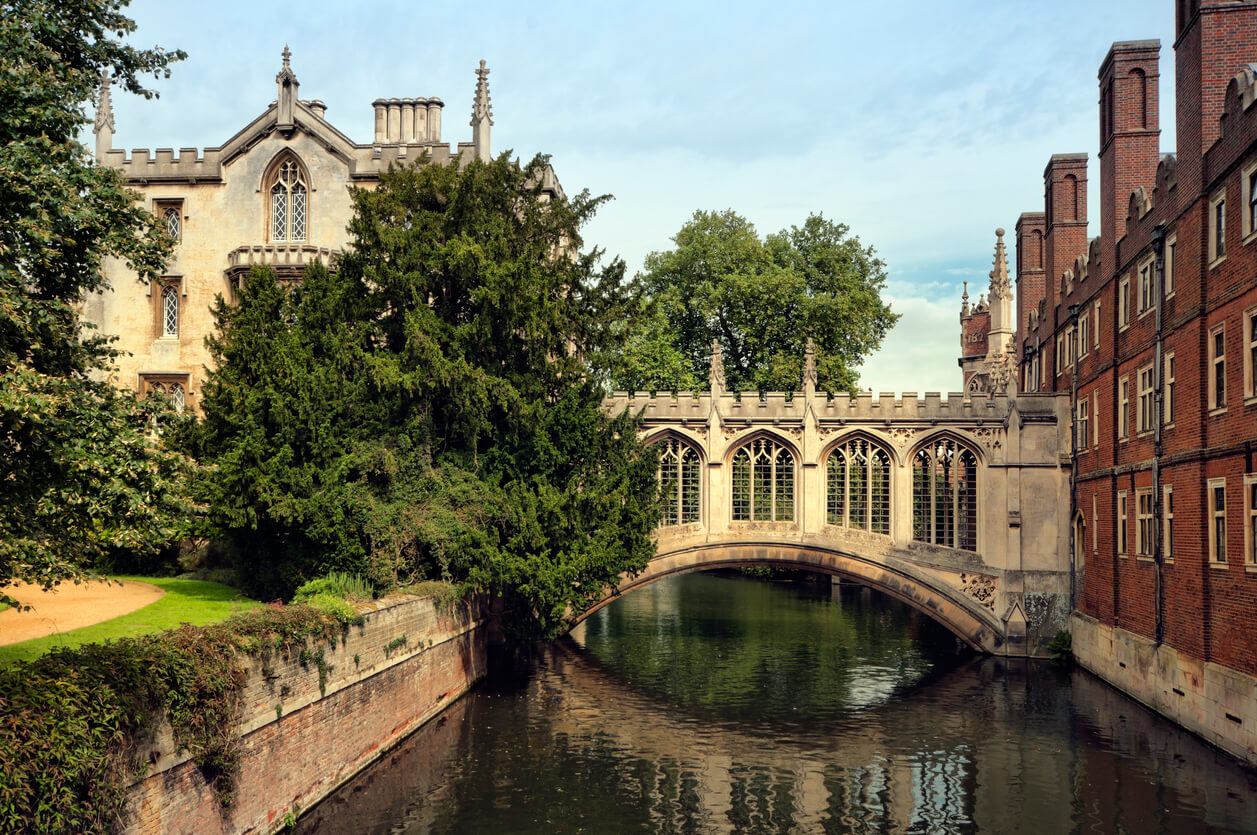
[803,338,817,392]
[471,59,494,162]
[93,71,114,160]
[960,280,971,317]
[709,339,726,394]
[276,45,297,84]
[989,227,1012,301]
[472,59,493,125]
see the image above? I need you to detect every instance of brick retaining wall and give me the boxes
[123,594,490,834]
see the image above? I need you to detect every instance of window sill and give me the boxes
[1209,255,1227,270]
[1136,555,1154,563]
[1209,406,1228,417]
[1246,564,1257,574]
[1209,561,1229,570]
[1244,395,1257,407]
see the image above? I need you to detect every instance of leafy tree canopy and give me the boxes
[606,209,899,394]
[0,0,194,607]
[192,155,659,637]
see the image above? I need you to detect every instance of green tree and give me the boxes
[194,155,659,635]
[609,210,899,394]
[0,0,193,607]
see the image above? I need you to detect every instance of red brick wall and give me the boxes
[123,596,490,834]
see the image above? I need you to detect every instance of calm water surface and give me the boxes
[299,573,1257,833]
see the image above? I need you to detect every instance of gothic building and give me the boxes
[83,50,552,410]
[963,0,1257,764]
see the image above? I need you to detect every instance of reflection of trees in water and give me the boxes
[299,575,1257,834]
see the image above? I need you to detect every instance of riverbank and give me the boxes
[123,593,491,834]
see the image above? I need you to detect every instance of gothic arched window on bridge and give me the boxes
[731,437,794,522]
[912,438,978,551]
[827,437,891,534]
[268,156,308,242]
[657,438,701,525]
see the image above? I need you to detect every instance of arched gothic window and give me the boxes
[731,437,794,522]
[656,437,701,525]
[144,380,186,414]
[161,285,178,338]
[827,437,891,534]
[912,437,978,551]
[269,157,307,242]
[163,207,180,241]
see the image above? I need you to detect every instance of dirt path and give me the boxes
[0,579,165,646]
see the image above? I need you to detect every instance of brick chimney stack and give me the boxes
[1098,40,1161,278]
[1014,211,1046,349]
[1175,0,1257,199]
[1042,154,1089,313]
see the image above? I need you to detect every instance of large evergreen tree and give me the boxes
[195,155,658,636]
[0,0,194,607]
[607,210,899,394]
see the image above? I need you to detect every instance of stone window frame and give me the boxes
[910,434,980,553]
[1118,374,1130,442]
[1092,389,1100,449]
[1164,234,1175,299]
[1243,305,1257,405]
[729,434,796,523]
[1118,275,1131,331]
[1075,397,1089,453]
[1094,300,1102,349]
[264,152,310,243]
[824,434,893,535]
[139,373,189,414]
[1209,477,1228,566]
[1078,308,1090,359]
[1136,362,1155,435]
[151,275,183,341]
[1242,159,1257,244]
[1136,255,1155,319]
[1164,351,1176,428]
[1208,188,1227,267]
[153,198,183,244]
[1116,489,1129,557]
[1244,473,1257,571]
[1135,486,1154,560]
[652,435,703,527]
[1163,484,1174,563]
[1208,321,1227,414]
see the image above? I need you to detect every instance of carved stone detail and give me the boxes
[887,426,926,446]
[971,426,1004,452]
[960,572,997,612]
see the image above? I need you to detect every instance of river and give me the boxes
[297,572,1257,833]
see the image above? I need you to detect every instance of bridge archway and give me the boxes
[569,543,1004,653]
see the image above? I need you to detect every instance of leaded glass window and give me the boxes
[161,285,178,337]
[164,207,180,241]
[269,158,307,242]
[826,437,891,534]
[168,383,186,413]
[912,437,978,551]
[656,438,701,526]
[731,437,794,522]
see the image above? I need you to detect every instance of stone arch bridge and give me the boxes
[597,376,1073,657]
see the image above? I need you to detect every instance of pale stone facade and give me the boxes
[602,369,1074,656]
[84,50,534,410]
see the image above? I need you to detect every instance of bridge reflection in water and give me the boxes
[296,575,1257,834]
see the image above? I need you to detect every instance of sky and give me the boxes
[108,0,1180,394]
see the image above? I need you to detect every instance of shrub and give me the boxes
[292,571,374,604]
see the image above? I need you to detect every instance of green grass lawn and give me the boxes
[0,576,259,666]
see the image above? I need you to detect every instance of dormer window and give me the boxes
[268,156,307,242]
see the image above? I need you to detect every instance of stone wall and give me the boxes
[124,594,490,834]
[1071,611,1257,766]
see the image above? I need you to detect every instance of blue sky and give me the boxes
[110,0,1178,393]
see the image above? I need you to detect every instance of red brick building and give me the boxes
[967,0,1257,763]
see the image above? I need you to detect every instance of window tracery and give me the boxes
[656,437,701,526]
[731,437,794,522]
[912,437,978,551]
[268,157,307,242]
[826,437,891,534]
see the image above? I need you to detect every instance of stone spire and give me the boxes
[276,45,299,133]
[960,280,970,318]
[471,59,493,162]
[709,339,726,395]
[986,228,1015,355]
[93,72,114,160]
